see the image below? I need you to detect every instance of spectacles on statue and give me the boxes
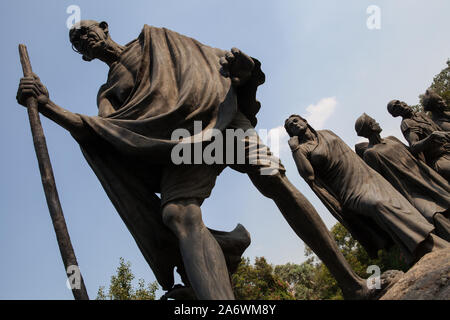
[71,24,97,54]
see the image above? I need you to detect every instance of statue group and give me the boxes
[16,21,449,300]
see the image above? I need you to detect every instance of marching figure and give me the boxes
[355,113,450,241]
[285,114,448,266]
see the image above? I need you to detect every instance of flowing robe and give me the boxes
[362,136,450,240]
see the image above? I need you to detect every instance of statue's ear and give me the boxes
[99,21,108,33]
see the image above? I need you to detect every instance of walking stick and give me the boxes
[18,44,89,300]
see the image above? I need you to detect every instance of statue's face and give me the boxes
[355,114,381,138]
[387,100,409,117]
[368,117,382,134]
[69,20,109,61]
[286,116,308,137]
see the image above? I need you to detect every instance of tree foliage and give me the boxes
[274,223,408,300]
[96,257,159,300]
[427,59,450,107]
[231,257,294,300]
[412,59,450,112]
[273,260,317,300]
[231,223,407,300]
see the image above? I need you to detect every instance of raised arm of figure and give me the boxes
[289,136,343,214]
[289,137,315,184]
[405,129,448,155]
[404,129,432,155]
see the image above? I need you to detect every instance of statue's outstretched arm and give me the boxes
[405,129,447,155]
[17,74,86,139]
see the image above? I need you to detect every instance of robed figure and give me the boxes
[387,100,450,182]
[355,113,450,242]
[285,115,448,264]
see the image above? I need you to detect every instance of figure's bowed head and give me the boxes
[69,20,124,66]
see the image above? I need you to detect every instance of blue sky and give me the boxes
[1,0,450,299]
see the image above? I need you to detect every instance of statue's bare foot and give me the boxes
[343,270,404,300]
[220,47,255,86]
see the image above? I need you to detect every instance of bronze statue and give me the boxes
[285,115,448,266]
[355,113,450,241]
[387,100,450,182]
[422,89,450,131]
[16,20,376,299]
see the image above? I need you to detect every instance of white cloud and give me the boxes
[303,97,338,129]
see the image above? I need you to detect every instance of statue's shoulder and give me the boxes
[363,146,375,157]
[97,83,109,102]
[319,129,343,142]
[401,117,415,132]
[157,25,226,56]
[362,145,381,164]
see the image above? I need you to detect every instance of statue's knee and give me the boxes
[162,200,203,234]
[162,202,182,229]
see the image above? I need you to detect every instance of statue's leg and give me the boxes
[248,170,368,299]
[226,112,367,298]
[162,198,235,300]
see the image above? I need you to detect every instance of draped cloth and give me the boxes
[74,25,263,289]
[363,136,450,223]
